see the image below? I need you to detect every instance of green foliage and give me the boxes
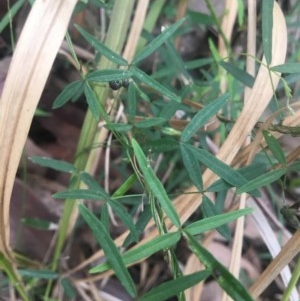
[183,231,255,301]
[262,0,274,64]
[78,204,137,297]
[12,1,300,299]
[131,138,181,228]
[201,195,231,240]
[139,270,211,301]
[181,93,229,142]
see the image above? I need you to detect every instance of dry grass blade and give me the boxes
[248,199,299,300]
[249,230,300,299]
[0,0,77,259]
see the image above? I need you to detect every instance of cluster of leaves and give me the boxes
[5,0,300,300]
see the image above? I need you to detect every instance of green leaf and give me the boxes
[78,204,137,297]
[188,11,215,25]
[262,131,286,165]
[184,144,253,191]
[112,174,137,198]
[219,61,254,87]
[90,232,181,273]
[270,63,300,74]
[21,217,54,230]
[262,0,274,65]
[60,278,76,299]
[183,231,255,301]
[132,18,185,65]
[185,58,213,70]
[158,100,183,119]
[236,168,286,194]
[86,69,132,82]
[29,156,76,173]
[104,123,133,132]
[143,138,179,153]
[185,208,252,235]
[131,139,181,227]
[139,270,210,301]
[202,196,231,240]
[108,199,139,242]
[84,82,101,120]
[130,66,180,102]
[52,80,84,109]
[123,205,152,248]
[135,117,166,128]
[18,269,58,280]
[101,203,110,231]
[78,172,103,190]
[75,25,128,66]
[53,189,110,201]
[127,82,136,121]
[207,161,268,193]
[181,93,229,142]
[180,143,203,191]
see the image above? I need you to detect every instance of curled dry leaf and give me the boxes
[0,0,77,259]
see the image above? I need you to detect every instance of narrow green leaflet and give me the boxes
[185,144,253,191]
[60,278,76,299]
[78,204,137,297]
[183,231,255,301]
[158,100,183,119]
[86,69,132,82]
[132,18,185,65]
[75,25,128,66]
[262,0,274,65]
[139,270,210,301]
[123,205,152,248]
[180,143,203,191]
[207,162,268,193]
[135,117,166,128]
[79,172,103,190]
[104,123,133,132]
[108,199,139,242]
[202,196,231,240]
[263,131,286,165]
[219,61,254,87]
[53,189,110,201]
[131,138,181,227]
[185,208,252,235]
[101,203,110,231]
[236,168,286,194]
[18,269,58,280]
[29,156,77,173]
[185,58,213,70]
[52,80,84,109]
[112,174,137,198]
[181,93,229,142]
[84,82,101,120]
[131,66,180,102]
[22,217,53,230]
[142,138,179,153]
[270,63,300,74]
[90,232,181,273]
[128,82,136,121]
